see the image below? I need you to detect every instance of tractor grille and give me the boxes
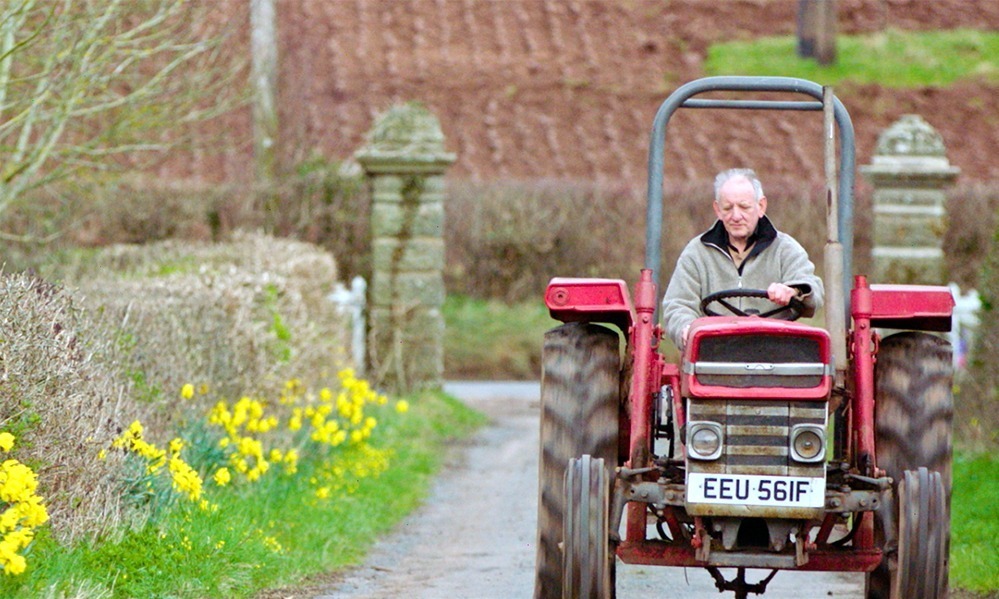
[692,335,827,389]
[687,399,827,477]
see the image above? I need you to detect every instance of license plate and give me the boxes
[686,473,825,508]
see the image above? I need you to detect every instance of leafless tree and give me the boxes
[0,0,244,230]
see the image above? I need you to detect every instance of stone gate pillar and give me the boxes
[355,103,455,393]
[860,114,959,284]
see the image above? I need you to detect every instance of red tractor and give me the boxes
[534,77,954,599]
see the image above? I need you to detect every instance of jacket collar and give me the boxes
[700,215,778,259]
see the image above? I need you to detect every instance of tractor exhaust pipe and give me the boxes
[823,86,848,388]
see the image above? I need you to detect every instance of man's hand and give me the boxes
[767,282,799,306]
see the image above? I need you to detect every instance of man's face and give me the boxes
[713,176,766,246]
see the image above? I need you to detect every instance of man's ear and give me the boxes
[758,196,767,215]
[713,201,722,220]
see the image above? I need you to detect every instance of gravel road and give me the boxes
[319,381,866,599]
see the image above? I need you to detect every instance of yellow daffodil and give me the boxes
[213,467,231,486]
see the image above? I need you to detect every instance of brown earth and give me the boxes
[179,0,999,188]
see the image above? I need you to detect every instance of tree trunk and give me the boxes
[797,0,837,65]
[251,0,278,186]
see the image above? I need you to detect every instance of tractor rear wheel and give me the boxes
[563,455,613,599]
[867,332,953,599]
[534,322,620,599]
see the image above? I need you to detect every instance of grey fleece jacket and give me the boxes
[661,216,824,350]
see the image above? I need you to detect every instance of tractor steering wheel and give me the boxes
[699,288,805,320]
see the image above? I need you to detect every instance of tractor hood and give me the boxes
[681,317,833,400]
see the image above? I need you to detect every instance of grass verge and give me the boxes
[443,294,557,380]
[0,390,486,598]
[705,28,998,88]
[950,452,999,594]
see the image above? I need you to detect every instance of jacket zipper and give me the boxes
[705,241,746,309]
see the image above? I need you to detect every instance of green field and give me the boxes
[706,28,998,88]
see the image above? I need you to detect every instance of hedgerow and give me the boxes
[0,232,359,576]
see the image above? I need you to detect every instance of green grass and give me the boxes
[0,391,486,598]
[705,28,999,88]
[950,452,999,593]
[443,294,557,380]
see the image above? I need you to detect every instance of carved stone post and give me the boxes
[861,114,959,284]
[355,103,455,393]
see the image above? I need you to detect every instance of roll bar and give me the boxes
[644,76,855,308]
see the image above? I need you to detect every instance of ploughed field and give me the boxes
[185,0,999,186]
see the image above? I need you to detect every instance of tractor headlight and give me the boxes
[687,421,723,461]
[790,424,825,463]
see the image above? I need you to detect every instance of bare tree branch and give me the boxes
[0,0,246,217]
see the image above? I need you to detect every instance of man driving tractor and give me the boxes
[661,168,824,348]
[537,78,955,599]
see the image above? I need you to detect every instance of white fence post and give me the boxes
[949,283,980,371]
[330,276,367,376]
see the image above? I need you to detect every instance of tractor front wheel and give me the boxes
[867,332,953,599]
[894,468,949,598]
[534,322,620,599]
[563,455,613,599]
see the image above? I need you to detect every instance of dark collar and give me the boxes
[700,215,778,258]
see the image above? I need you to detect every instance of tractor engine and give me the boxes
[681,317,833,553]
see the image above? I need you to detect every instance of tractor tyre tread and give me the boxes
[867,332,954,599]
[534,323,620,599]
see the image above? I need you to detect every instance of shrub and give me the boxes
[944,182,999,291]
[956,204,999,451]
[61,232,349,407]
[0,273,135,543]
[444,176,852,303]
[445,179,645,302]
[0,233,351,548]
[0,161,369,285]
[444,177,999,305]
[266,159,370,284]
